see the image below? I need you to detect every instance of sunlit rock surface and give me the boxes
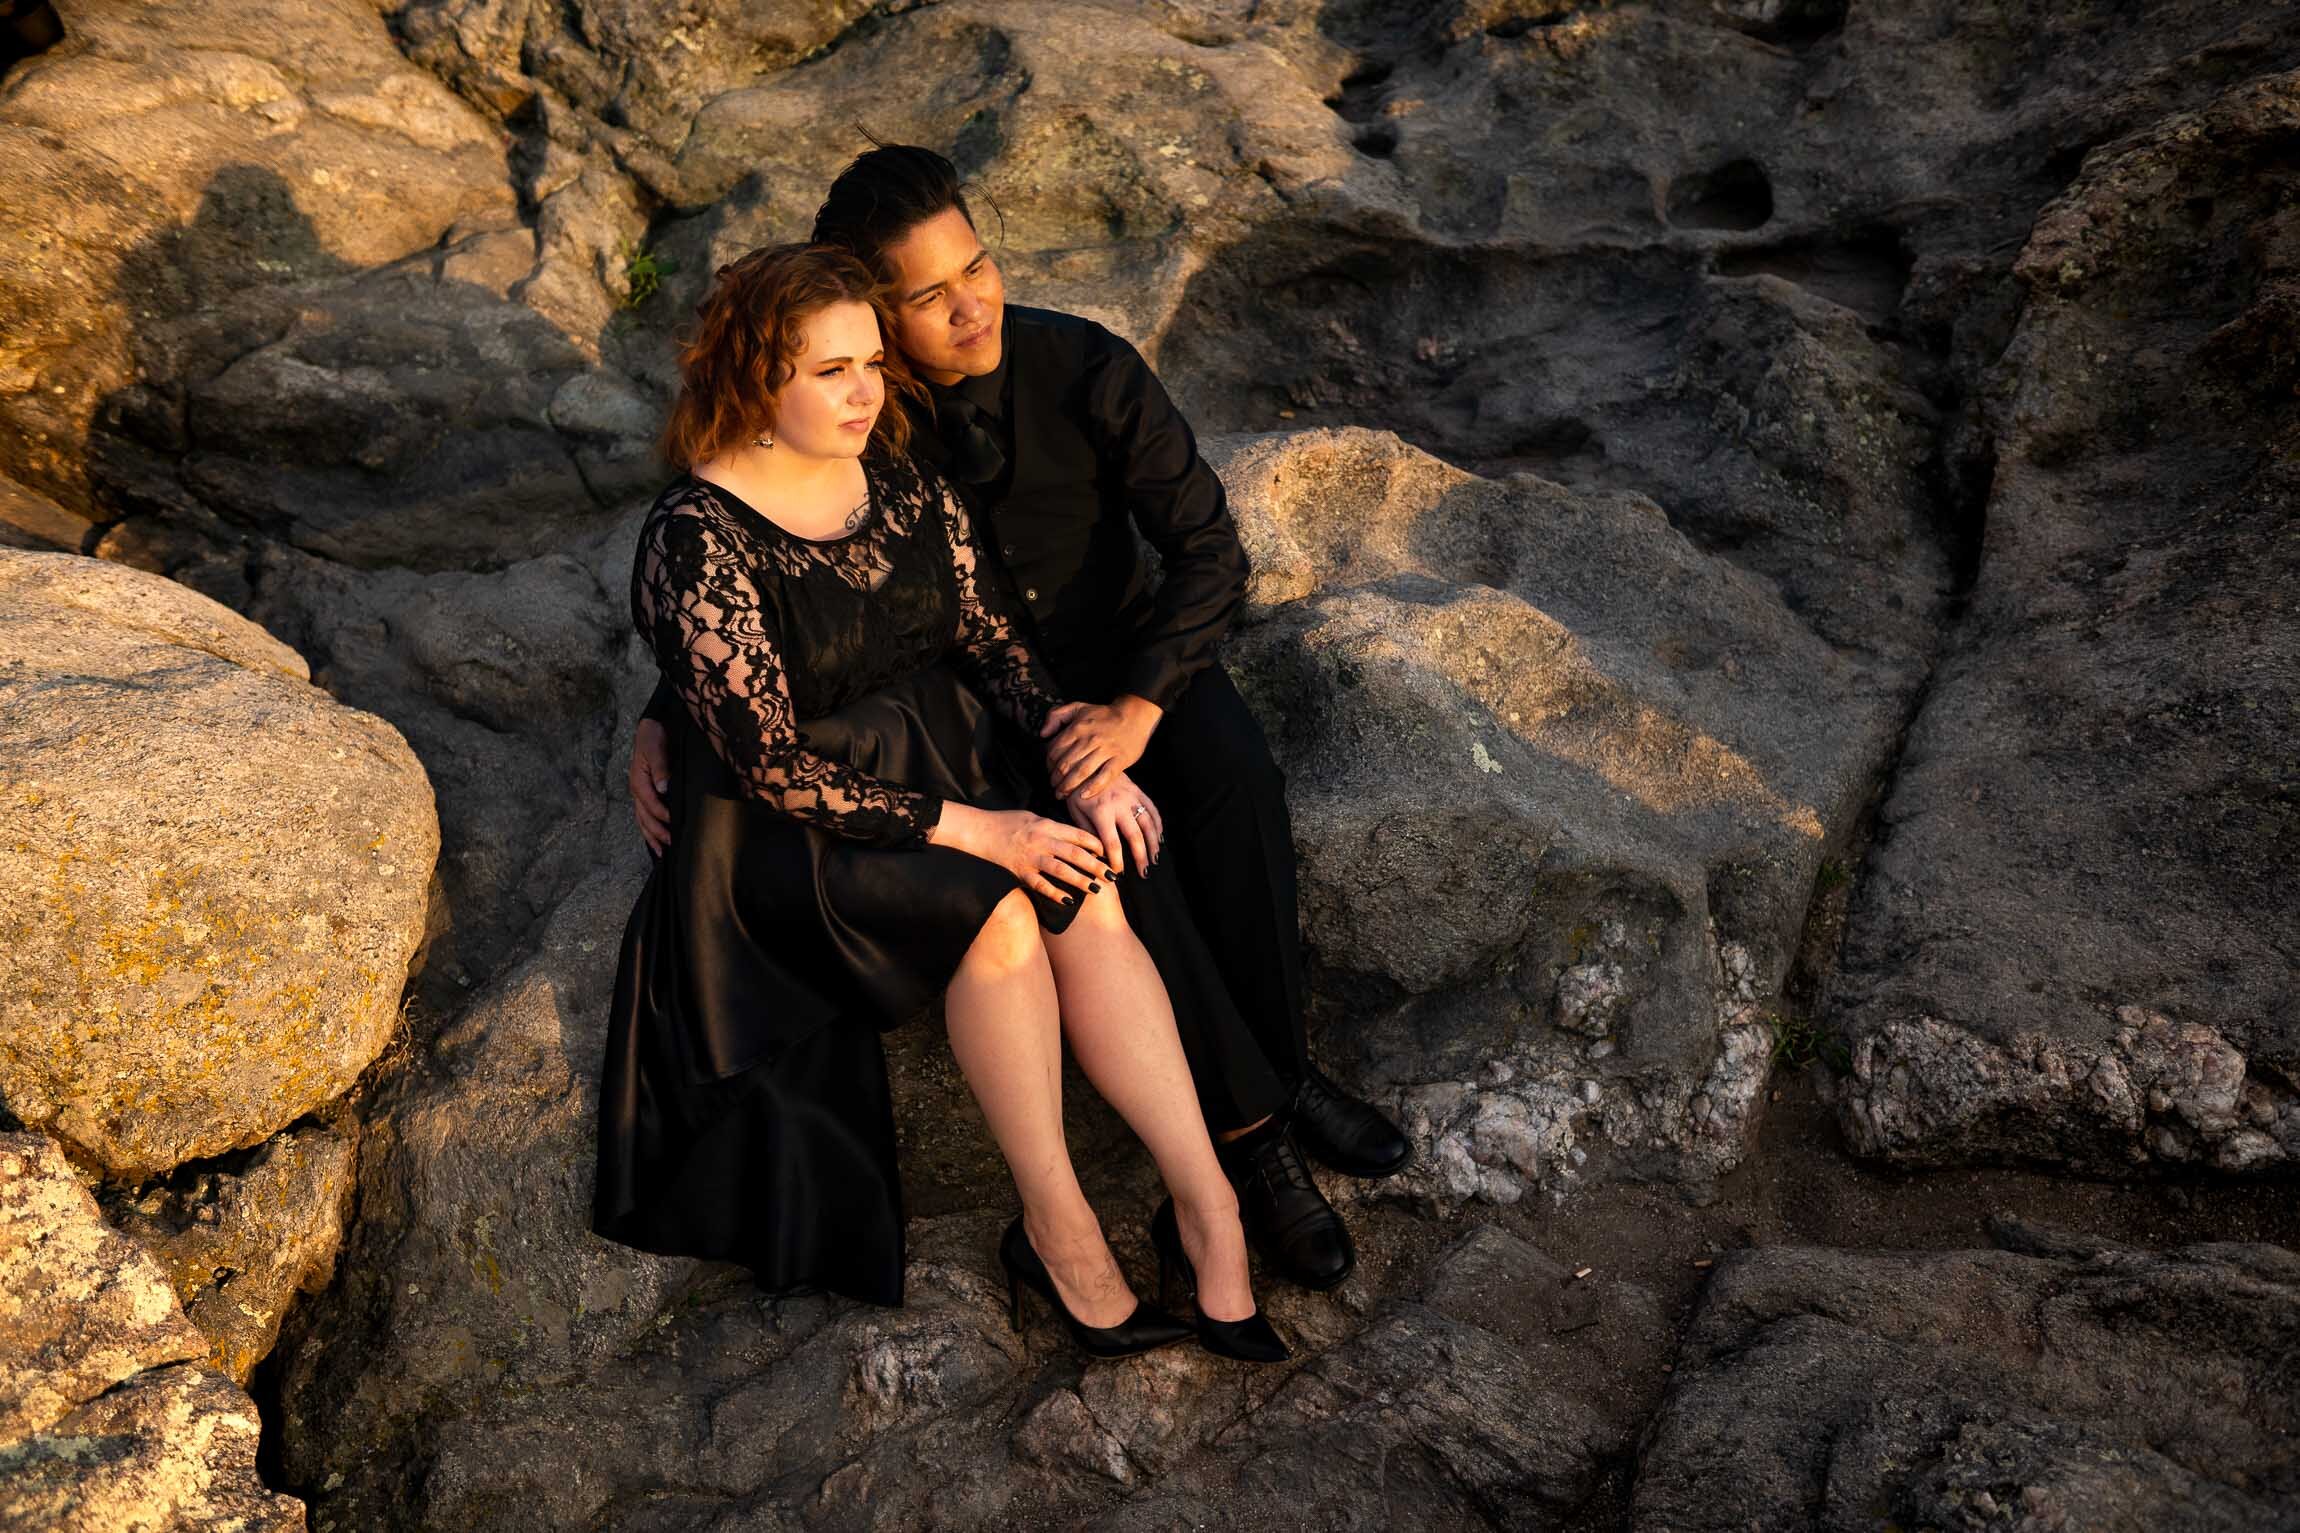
[1215,426,1906,1202]
[0,550,436,1179]
[0,1131,304,1531]
[105,1121,358,1387]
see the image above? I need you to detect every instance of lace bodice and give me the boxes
[631,453,1063,849]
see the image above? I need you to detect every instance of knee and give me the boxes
[1066,879,1132,933]
[967,888,1045,972]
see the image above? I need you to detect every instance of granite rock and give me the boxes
[1828,70,2300,1175]
[0,1130,304,1531]
[0,551,436,1178]
[106,1120,358,1386]
[1631,1229,2300,1532]
[1214,427,1905,1199]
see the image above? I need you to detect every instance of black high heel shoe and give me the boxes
[1149,1199,1291,1364]
[998,1216,1192,1360]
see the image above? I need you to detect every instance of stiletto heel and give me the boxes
[997,1215,1192,1360]
[1149,1198,1291,1364]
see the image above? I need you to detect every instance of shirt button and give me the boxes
[1024,587,1040,602]
[1002,543,1016,557]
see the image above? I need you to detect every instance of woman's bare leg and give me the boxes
[1042,884,1258,1323]
[945,888,1137,1327]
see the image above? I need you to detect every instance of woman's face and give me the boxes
[764,299,887,457]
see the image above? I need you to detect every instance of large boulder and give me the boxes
[1214,427,1910,1199]
[1827,72,2300,1175]
[0,1130,304,1531]
[0,551,436,1178]
[99,261,656,576]
[0,0,662,578]
[1630,1225,2300,1532]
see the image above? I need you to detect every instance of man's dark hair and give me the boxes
[811,142,976,280]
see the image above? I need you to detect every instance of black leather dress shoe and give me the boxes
[1219,1122,1355,1291]
[1289,1067,1412,1179]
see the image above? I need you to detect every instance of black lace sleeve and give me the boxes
[935,479,1064,737]
[633,501,942,849]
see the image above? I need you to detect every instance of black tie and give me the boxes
[935,395,1007,486]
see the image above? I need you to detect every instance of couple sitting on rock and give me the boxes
[592,143,1409,1364]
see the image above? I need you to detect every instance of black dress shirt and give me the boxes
[644,304,1246,726]
[909,305,1248,712]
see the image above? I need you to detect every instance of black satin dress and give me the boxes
[591,452,1073,1305]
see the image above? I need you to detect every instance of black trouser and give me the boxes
[1111,661,1308,1133]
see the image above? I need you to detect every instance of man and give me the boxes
[631,144,1407,1289]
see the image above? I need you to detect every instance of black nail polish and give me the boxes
[1088,882,1101,893]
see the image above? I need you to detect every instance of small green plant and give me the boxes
[1766,1010,1851,1073]
[1815,857,1849,893]
[617,238,676,309]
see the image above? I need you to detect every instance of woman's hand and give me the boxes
[1066,772,1163,876]
[629,719,672,856]
[930,802,1113,903]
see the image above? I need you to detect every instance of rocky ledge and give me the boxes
[1,0,2294,1528]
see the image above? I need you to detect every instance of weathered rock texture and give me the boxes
[1828,70,2300,1175]
[269,857,687,1528]
[1215,427,1905,1203]
[0,1130,304,1531]
[0,550,437,1179]
[283,1176,1665,1531]
[1630,1225,2300,1532]
[0,471,80,552]
[0,0,514,533]
[106,1121,359,1387]
[1103,1223,1673,1529]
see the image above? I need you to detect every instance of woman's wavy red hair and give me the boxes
[657,243,923,469]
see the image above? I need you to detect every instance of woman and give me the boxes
[592,244,1283,1362]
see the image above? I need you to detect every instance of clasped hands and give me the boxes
[1044,694,1164,878]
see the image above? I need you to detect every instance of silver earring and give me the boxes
[752,431,775,450]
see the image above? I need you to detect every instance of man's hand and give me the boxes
[629,718,673,856]
[1041,694,1162,799]
[1065,772,1163,876]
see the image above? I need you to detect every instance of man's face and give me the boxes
[880,206,1004,385]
